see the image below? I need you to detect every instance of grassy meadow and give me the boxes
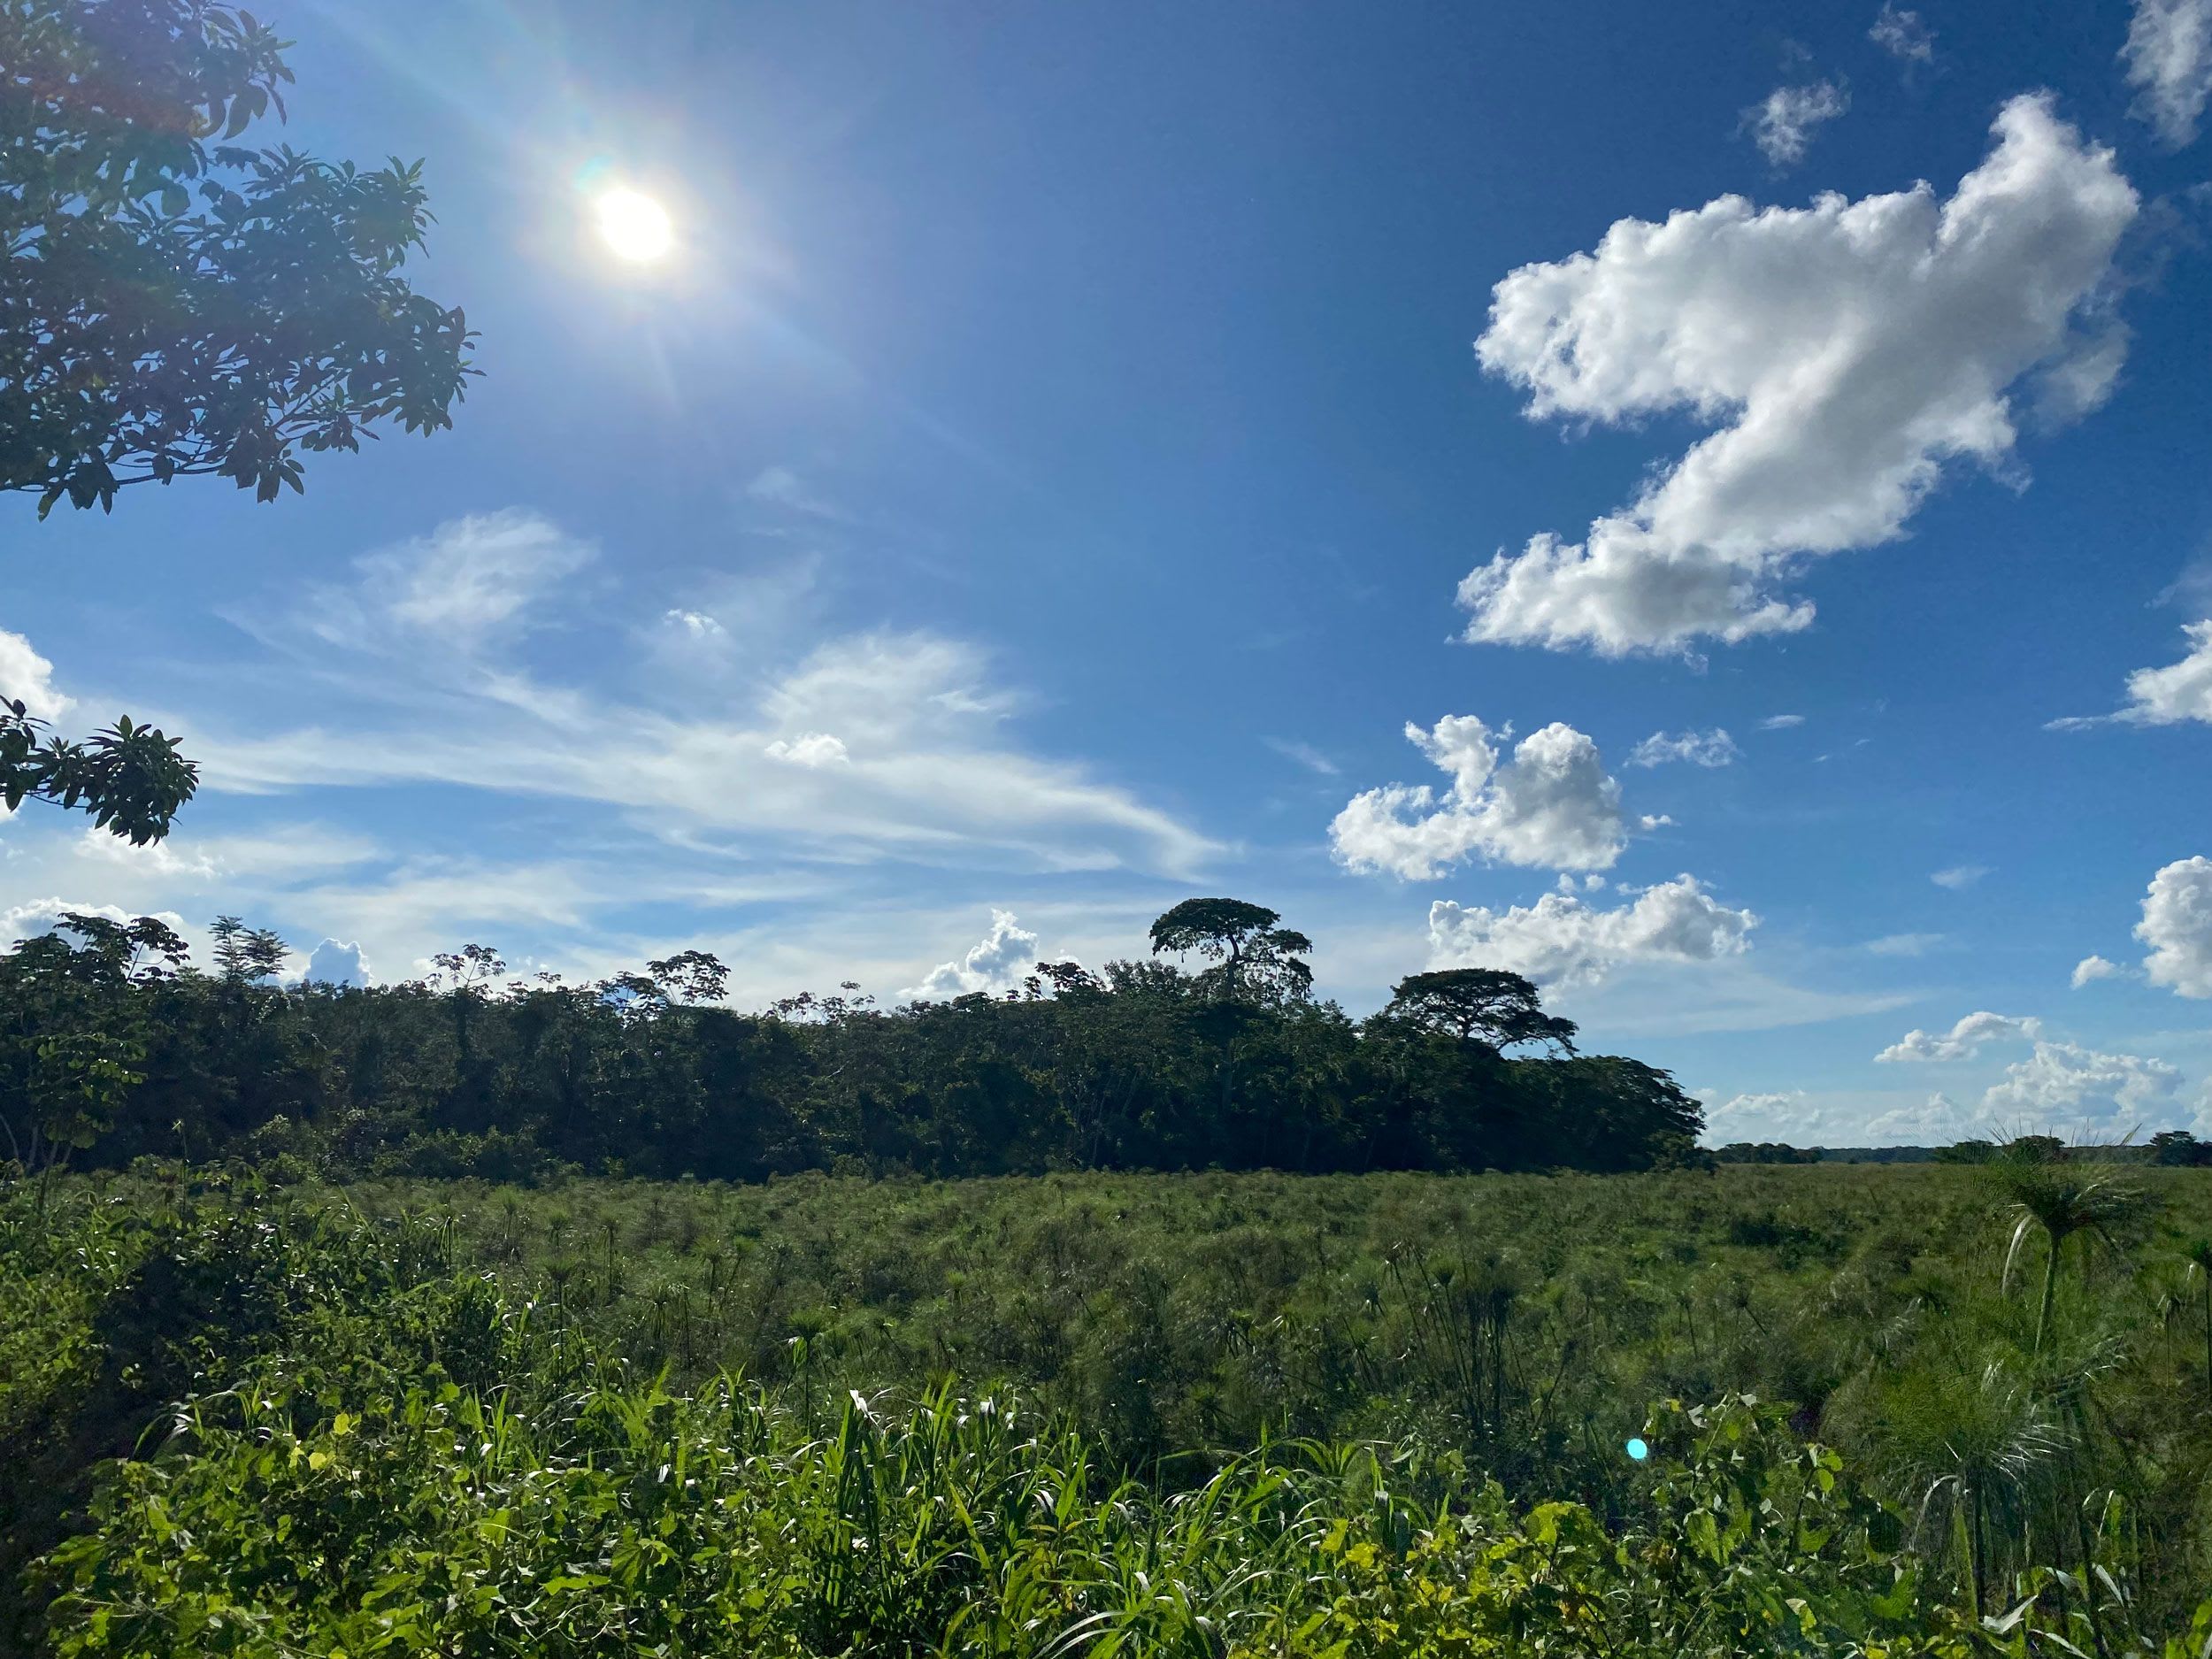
[4,1161,2211,1654]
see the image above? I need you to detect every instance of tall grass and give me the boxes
[6,1163,2212,1652]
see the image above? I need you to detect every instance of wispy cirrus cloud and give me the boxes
[1741,81,1849,169]
[286,510,597,652]
[746,464,853,523]
[1869,4,1937,69]
[2122,0,2212,147]
[1263,737,1340,777]
[1864,932,1945,957]
[191,513,1221,879]
[1626,728,1740,769]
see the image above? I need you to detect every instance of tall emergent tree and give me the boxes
[1149,897,1315,1125]
[1384,967,1579,1056]
[1148,898,1313,1004]
[2,0,475,841]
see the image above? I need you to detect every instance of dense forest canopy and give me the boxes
[0,900,1709,1183]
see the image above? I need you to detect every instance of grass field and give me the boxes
[5,1162,2211,1654]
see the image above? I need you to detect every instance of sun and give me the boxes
[593,187,673,263]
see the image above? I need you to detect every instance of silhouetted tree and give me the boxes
[1148,898,1315,1128]
[209,916,287,983]
[2149,1130,2210,1168]
[1384,968,1578,1056]
[1148,898,1312,1004]
[1,701,196,845]
[648,950,730,1006]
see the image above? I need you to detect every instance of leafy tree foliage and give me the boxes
[207,914,284,982]
[0,912,187,1194]
[3,0,474,848]
[1148,896,1313,1003]
[1717,1141,1824,1164]
[0,700,196,844]
[2150,1130,2212,1168]
[649,949,732,1006]
[1,0,475,514]
[1383,966,1579,1056]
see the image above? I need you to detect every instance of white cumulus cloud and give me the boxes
[2136,855,2212,996]
[2055,621,2212,729]
[1426,873,1756,987]
[1458,95,2137,657]
[664,609,726,640]
[302,939,373,987]
[2123,0,2212,147]
[906,909,1041,1000]
[1702,1089,1821,1142]
[1743,82,1850,168]
[1696,1087,1970,1146]
[0,628,74,721]
[1331,717,1626,879]
[2,897,189,947]
[1862,1092,1983,1144]
[1876,1010,2042,1063]
[764,732,850,768]
[1626,728,1740,768]
[2070,954,2124,987]
[1983,1040,2181,1130]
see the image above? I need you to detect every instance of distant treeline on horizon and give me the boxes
[1721,1139,2212,1165]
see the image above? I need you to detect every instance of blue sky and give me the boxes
[6,0,2212,1143]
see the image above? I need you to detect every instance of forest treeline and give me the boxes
[2,898,1707,1183]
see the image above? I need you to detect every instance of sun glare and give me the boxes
[594,187,673,263]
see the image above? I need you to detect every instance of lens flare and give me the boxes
[594,188,673,263]
[1624,1437,1649,1462]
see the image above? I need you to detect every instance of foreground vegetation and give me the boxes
[5,1161,2210,1654]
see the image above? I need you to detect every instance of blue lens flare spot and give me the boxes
[1624,1437,1650,1462]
